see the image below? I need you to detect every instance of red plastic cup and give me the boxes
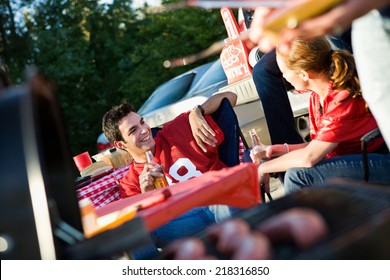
[73,151,92,172]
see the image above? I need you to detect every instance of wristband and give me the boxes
[284,143,289,153]
[194,104,205,116]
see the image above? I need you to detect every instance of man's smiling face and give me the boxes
[116,112,155,161]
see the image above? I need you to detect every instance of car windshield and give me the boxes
[137,59,227,115]
[137,72,196,115]
[137,61,218,114]
[184,59,227,98]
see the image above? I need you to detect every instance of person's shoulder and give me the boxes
[328,89,350,101]
[172,112,190,123]
[162,112,189,126]
[326,90,367,119]
[160,112,190,135]
[121,162,139,179]
[327,90,363,108]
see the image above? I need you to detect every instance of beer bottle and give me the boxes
[248,128,267,160]
[249,128,261,147]
[145,150,169,189]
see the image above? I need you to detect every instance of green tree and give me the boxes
[0,0,34,83]
[1,0,228,156]
[121,5,226,108]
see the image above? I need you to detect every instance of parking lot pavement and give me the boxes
[267,177,285,202]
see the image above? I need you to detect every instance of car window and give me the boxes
[137,73,196,115]
[185,60,227,96]
[188,61,215,85]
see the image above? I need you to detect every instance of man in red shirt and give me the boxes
[118,110,227,198]
[102,91,237,247]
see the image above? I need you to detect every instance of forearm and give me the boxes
[260,140,337,174]
[249,0,390,54]
[270,143,309,157]
[200,91,237,115]
[259,149,313,174]
[189,92,237,152]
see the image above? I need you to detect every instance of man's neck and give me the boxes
[131,147,155,164]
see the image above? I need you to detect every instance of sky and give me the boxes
[99,0,162,9]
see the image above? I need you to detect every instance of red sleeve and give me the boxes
[119,164,142,198]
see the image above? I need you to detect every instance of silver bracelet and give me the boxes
[284,143,289,153]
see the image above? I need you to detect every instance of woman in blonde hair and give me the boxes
[251,36,390,193]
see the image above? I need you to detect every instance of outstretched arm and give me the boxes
[257,140,338,192]
[249,0,390,54]
[201,91,237,115]
[189,91,237,152]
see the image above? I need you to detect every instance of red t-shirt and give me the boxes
[309,89,383,158]
[119,112,226,198]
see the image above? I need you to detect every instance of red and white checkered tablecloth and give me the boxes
[76,164,129,209]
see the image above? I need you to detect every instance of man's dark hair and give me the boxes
[102,103,135,143]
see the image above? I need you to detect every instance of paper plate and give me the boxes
[81,161,113,177]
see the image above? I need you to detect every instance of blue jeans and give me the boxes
[132,204,239,258]
[151,206,218,248]
[284,153,390,193]
[131,240,160,260]
[133,206,229,258]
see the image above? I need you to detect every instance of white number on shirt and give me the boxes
[169,158,202,182]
